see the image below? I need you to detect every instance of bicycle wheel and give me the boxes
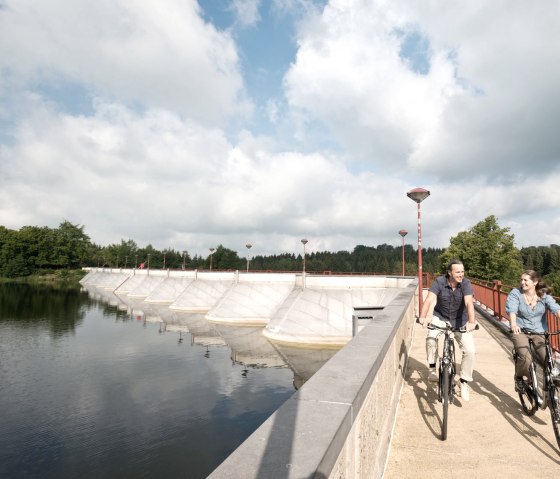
[548,380,560,451]
[441,368,450,440]
[518,362,539,416]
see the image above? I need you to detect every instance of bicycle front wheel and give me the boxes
[441,369,449,441]
[548,380,560,451]
[519,362,539,416]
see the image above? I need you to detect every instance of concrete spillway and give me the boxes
[80,269,415,348]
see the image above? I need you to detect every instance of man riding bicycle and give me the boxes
[418,259,477,401]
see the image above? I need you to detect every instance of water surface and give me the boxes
[0,283,295,478]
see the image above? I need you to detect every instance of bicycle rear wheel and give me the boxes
[548,380,560,451]
[441,368,449,440]
[518,361,539,416]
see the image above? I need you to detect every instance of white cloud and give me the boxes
[0,0,251,124]
[285,0,560,180]
[1,0,560,261]
[230,0,261,28]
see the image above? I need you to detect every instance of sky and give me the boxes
[1,0,560,259]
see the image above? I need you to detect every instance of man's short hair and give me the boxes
[446,259,464,275]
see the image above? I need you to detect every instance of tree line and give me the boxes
[0,220,444,277]
[1,216,560,293]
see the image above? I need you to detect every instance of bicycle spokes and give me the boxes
[549,383,560,450]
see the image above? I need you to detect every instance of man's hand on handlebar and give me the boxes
[465,321,478,333]
[417,316,432,328]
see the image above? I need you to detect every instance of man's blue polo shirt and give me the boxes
[430,275,473,328]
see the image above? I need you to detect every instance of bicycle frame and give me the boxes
[518,329,560,409]
[427,321,471,440]
[417,318,478,440]
[514,328,560,451]
[438,328,456,402]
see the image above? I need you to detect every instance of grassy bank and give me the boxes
[0,269,88,287]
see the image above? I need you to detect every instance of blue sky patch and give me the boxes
[397,29,431,75]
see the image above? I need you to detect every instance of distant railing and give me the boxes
[470,278,560,351]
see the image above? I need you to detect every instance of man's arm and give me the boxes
[464,294,477,332]
[419,291,437,327]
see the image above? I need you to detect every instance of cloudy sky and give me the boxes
[1,0,559,258]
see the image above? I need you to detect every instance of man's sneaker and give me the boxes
[460,381,470,401]
[514,377,525,393]
[428,368,438,383]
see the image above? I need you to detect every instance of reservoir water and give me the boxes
[0,283,298,478]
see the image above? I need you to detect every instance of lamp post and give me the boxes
[246,243,252,272]
[182,251,186,270]
[162,252,166,270]
[407,187,430,315]
[398,229,408,276]
[147,253,151,270]
[135,254,138,269]
[301,239,308,272]
[301,238,308,288]
[124,256,128,269]
[209,247,215,271]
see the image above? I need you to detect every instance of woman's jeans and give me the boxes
[511,332,546,378]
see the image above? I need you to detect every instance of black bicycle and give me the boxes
[512,328,560,450]
[417,318,478,440]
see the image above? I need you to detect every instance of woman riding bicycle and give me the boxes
[505,270,560,392]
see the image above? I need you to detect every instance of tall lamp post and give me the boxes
[246,243,252,272]
[163,252,166,270]
[209,247,215,271]
[182,251,187,271]
[407,188,430,315]
[301,238,308,288]
[398,229,408,276]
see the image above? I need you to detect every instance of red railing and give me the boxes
[470,278,560,351]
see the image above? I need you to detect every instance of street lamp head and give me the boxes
[209,247,215,253]
[246,243,252,249]
[398,229,408,238]
[301,238,308,245]
[407,187,430,203]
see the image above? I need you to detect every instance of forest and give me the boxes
[1,217,560,293]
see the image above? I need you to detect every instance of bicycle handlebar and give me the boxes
[415,317,479,333]
[518,328,560,336]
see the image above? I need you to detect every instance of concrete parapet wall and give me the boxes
[303,274,415,289]
[208,283,417,479]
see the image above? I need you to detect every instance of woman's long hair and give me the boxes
[521,269,550,298]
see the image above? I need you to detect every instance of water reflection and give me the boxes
[0,283,296,479]
[213,323,286,369]
[85,286,341,388]
[0,282,91,335]
[82,284,130,313]
[272,343,341,389]
[170,310,225,347]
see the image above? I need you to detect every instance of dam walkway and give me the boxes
[384,309,560,478]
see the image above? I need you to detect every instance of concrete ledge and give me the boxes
[208,284,417,478]
[474,302,511,334]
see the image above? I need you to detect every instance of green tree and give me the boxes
[51,221,91,268]
[0,227,34,277]
[209,245,242,270]
[440,215,523,284]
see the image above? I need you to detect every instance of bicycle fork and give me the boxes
[439,339,456,402]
